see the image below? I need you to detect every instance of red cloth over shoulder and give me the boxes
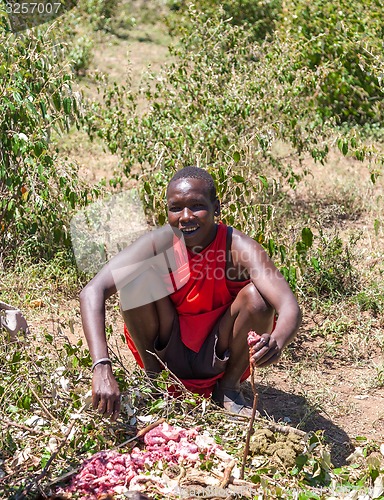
[170,224,235,352]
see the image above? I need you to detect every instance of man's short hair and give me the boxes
[168,166,217,201]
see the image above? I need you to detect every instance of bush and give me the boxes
[278,0,384,125]
[80,0,120,30]
[69,34,94,75]
[167,0,281,41]
[0,23,95,263]
[87,7,330,174]
[301,231,360,299]
[86,4,379,289]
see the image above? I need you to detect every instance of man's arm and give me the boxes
[80,262,121,420]
[80,226,181,419]
[231,229,302,367]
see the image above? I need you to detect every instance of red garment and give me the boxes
[124,224,250,396]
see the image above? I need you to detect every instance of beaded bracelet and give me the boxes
[91,358,112,372]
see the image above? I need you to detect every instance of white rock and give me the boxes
[371,475,384,499]
[25,416,47,427]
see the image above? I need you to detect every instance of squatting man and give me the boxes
[80,166,301,418]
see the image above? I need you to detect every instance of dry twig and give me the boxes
[240,347,258,479]
[3,417,51,436]
[146,350,190,393]
[219,459,236,489]
[28,384,57,422]
[15,421,76,499]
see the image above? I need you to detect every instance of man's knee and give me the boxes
[237,284,274,320]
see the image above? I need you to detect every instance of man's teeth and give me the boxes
[182,227,198,232]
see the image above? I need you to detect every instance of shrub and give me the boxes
[69,34,94,75]
[0,23,95,263]
[86,4,376,289]
[80,0,120,30]
[87,7,331,176]
[300,231,360,299]
[278,0,384,125]
[167,0,282,41]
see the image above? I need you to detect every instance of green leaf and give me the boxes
[259,175,268,189]
[311,257,320,271]
[296,241,307,256]
[295,454,308,467]
[52,93,61,111]
[289,266,297,288]
[26,101,38,116]
[355,150,365,161]
[34,142,44,157]
[374,219,380,237]
[268,238,276,257]
[337,138,349,155]
[20,392,31,410]
[298,492,320,500]
[232,175,244,183]
[354,436,368,442]
[233,151,240,163]
[218,166,225,182]
[151,398,166,411]
[158,213,166,225]
[69,191,77,208]
[371,172,379,184]
[12,137,20,155]
[40,451,51,468]
[63,97,72,114]
[301,227,313,248]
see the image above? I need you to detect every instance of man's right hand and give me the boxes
[92,363,121,421]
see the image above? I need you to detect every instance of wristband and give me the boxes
[91,358,112,371]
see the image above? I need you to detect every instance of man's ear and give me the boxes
[214,200,221,216]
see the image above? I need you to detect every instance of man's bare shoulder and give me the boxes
[128,224,177,250]
[229,227,271,270]
[231,227,263,251]
[105,225,178,268]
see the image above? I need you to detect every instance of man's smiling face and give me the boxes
[166,177,219,250]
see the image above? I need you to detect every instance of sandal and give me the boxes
[211,384,253,417]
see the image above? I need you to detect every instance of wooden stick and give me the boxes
[3,417,51,436]
[240,348,258,480]
[15,421,75,499]
[28,384,57,422]
[146,350,189,393]
[219,459,236,489]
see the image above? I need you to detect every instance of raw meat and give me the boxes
[247,330,261,346]
[56,423,225,499]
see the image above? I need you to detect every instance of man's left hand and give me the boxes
[250,333,281,368]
